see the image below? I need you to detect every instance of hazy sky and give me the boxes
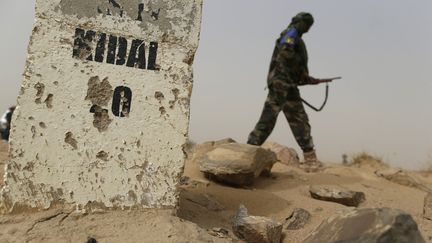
[1,1,431,169]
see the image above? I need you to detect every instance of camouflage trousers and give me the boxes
[247,87,314,152]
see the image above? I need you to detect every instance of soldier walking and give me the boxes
[247,12,331,172]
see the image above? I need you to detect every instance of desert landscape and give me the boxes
[1,0,431,242]
[0,139,431,242]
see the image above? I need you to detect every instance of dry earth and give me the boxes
[0,140,432,242]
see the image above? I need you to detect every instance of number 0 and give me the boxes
[112,86,132,117]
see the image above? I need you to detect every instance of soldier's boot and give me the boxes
[247,133,264,146]
[299,150,324,173]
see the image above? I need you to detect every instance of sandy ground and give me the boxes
[0,140,432,242]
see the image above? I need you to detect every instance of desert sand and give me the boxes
[0,140,431,242]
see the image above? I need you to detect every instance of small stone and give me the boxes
[310,185,366,207]
[232,204,283,243]
[179,176,190,185]
[304,208,426,243]
[285,208,311,230]
[424,193,432,221]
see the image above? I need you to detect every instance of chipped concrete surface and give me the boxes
[64,132,78,150]
[34,83,45,104]
[91,105,113,132]
[1,0,203,212]
[86,76,113,107]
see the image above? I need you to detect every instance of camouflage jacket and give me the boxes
[267,27,312,89]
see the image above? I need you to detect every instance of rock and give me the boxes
[425,193,432,221]
[214,138,237,146]
[285,208,311,230]
[232,205,283,243]
[309,185,366,207]
[262,142,300,166]
[375,168,432,193]
[303,208,426,243]
[199,143,277,186]
[191,138,237,164]
[179,176,190,185]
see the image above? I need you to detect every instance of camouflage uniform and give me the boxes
[248,13,316,153]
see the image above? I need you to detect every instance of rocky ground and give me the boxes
[0,139,432,242]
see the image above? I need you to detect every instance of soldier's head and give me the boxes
[290,12,314,34]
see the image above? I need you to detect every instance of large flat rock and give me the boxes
[1,0,203,212]
[199,143,277,186]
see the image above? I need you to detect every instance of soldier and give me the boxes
[247,12,330,172]
[0,106,15,141]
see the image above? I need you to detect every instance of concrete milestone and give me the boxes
[0,0,203,212]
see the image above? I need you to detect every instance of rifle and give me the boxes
[302,76,342,112]
[312,76,342,84]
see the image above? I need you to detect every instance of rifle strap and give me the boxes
[301,83,329,112]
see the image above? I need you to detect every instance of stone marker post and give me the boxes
[0,0,203,212]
